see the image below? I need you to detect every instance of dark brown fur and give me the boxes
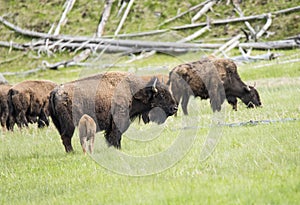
[168,57,261,114]
[7,80,57,130]
[78,114,96,154]
[0,84,12,131]
[49,72,177,152]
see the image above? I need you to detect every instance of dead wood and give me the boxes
[159,0,211,27]
[114,0,134,36]
[97,0,114,37]
[172,6,300,30]
[54,0,76,35]
[191,0,216,23]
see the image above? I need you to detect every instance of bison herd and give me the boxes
[0,57,262,153]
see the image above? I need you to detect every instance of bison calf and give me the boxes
[79,114,96,155]
[168,57,262,114]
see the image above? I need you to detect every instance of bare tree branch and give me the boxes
[172,6,300,30]
[114,0,134,36]
[54,0,76,35]
[96,0,114,37]
[159,0,211,27]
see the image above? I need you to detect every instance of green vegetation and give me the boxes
[0,0,300,204]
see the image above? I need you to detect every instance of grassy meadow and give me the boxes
[1,0,300,204]
[1,49,300,204]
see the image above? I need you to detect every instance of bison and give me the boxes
[0,83,11,131]
[168,57,261,114]
[7,80,57,130]
[49,71,178,152]
[78,114,97,155]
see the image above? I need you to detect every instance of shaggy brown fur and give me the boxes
[168,57,261,114]
[7,80,57,130]
[49,71,177,152]
[140,74,169,84]
[78,114,97,154]
[0,84,12,131]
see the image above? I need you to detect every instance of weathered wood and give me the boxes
[213,34,242,55]
[191,0,216,23]
[114,0,134,36]
[177,25,210,43]
[0,17,216,51]
[54,0,76,35]
[105,29,168,38]
[159,0,211,26]
[96,0,114,37]
[256,13,272,39]
[172,6,300,30]
[239,40,300,49]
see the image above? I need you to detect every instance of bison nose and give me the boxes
[170,105,178,114]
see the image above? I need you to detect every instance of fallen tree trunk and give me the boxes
[239,40,300,49]
[172,6,300,30]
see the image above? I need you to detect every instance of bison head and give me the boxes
[240,85,262,108]
[134,78,178,124]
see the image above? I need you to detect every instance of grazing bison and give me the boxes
[7,80,57,130]
[78,114,97,154]
[49,71,178,152]
[0,83,11,131]
[168,57,261,114]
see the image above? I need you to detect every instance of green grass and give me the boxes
[1,55,300,204]
[1,0,300,204]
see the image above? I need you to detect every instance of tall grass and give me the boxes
[1,53,299,204]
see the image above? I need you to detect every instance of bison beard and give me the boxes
[49,72,177,153]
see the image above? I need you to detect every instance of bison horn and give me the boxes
[253,82,256,88]
[246,85,251,92]
[152,78,158,93]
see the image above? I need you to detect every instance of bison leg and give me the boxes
[105,122,122,149]
[227,96,238,111]
[62,135,74,153]
[88,133,95,154]
[181,91,190,115]
[37,108,49,128]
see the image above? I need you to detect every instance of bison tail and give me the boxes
[6,89,17,130]
[49,89,62,133]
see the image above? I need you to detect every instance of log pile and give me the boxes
[0,0,299,70]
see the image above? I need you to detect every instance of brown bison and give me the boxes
[78,114,97,154]
[0,83,11,131]
[7,80,57,130]
[49,71,178,152]
[168,57,261,114]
